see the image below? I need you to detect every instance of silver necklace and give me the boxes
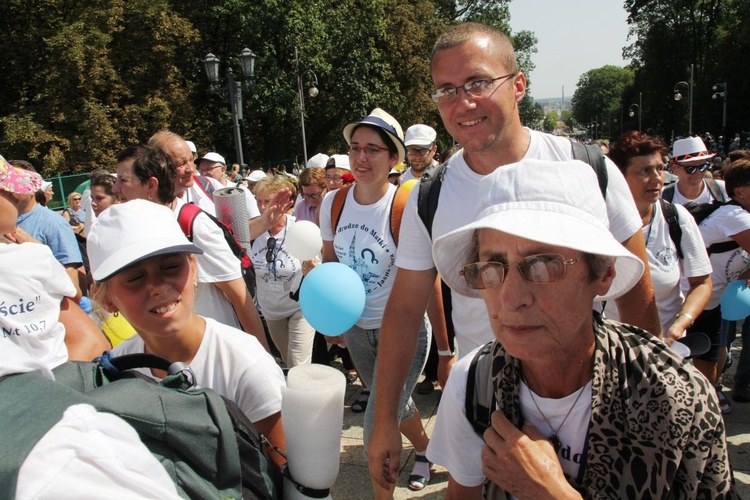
[526,381,588,452]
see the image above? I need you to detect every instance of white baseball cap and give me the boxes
[185,140,197,154]
[404,124,437,147]
[325,154,351,171]
[197,152,226,165]
[306,153,330,169]
[432,159,644,301]
[87,199,202,282]
[245,170,267,183]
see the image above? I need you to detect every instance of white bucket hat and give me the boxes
[404,124,437,147]
[306,153,330,169]
[343,108,405,162]
[432,160,644,301]
[245,170,267,183]
[672,137,715,163]
[88,199,202,282]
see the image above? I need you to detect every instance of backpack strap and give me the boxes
[389,185,411,247]
[177,203,202,241]
[193,175,215,201]
[330,186,352,237]
[465,341,496,436]
[659,199,683,260]
[661,184,676,203]
[417,163,448,240]
[570,140,608,198]
[705,179,726,203]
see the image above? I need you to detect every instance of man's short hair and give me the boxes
[431,22,519,75]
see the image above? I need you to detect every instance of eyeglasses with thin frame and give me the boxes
[681,161,711,175]
[302,190,325,200]
[265,237,276,263]
[431,72,516,104]
[406,147,432,157]
[348,144,390,157]
[460,254,584,289]
[326,175,343,182]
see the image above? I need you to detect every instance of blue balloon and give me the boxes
[299,262,366,336]
[720,280,750,320]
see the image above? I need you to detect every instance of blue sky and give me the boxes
[508,1,631,99]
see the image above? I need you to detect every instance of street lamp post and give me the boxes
[628,92,642,132]
[673,63,694,135]
[203,48,257,168]
[713,82,727,131]
[296,47,319,167]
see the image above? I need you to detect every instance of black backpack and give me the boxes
[177,202,257,300]
[661,199,740,258]
[417,139,608,238]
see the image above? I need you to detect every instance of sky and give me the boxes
[508,1,631,100]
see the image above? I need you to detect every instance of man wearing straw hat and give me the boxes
[426,159,733,498]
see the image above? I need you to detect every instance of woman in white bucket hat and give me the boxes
[426,159,733,499]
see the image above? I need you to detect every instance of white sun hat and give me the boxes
[306,153,330,169]
[88,199,202,282]
[343,108,405,162]
[672,136,715,163]
[432,159,644,301]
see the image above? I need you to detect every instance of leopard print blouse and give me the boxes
[485,315,736,499]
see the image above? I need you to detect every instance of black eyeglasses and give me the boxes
[431,73,516,104]
[682,162,711,174]
[265,237,276,263]
[460,254,584,289]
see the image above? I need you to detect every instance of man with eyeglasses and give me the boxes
[663,137,728,205]
[197,151,262,221]
[424,159,733,498]
[370,22,661,490]
[402,124,439,183]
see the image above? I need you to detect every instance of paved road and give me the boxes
[330,341,750,498]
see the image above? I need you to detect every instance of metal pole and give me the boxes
[296,47,308,166]
[638,92,642,132]
[688,64,694,135]
[226,69,245,168]
[722,84,728,130]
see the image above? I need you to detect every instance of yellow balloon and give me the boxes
[400,179,419,193]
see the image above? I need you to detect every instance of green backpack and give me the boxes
[0,353,279,500]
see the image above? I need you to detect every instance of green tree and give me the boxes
[571,65,634,130]
[543,111,559,133]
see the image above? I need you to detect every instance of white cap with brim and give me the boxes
[306,153,330,169]
[325,154,351,171]
[343,108,405,162]
[245,170,267,183]
[186,140,197,154]
[87,199,203,282]
[432,160,644,302]
[405,124,437,147]
[197,152,226,165]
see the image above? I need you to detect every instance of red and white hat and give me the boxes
[672,137,715,163]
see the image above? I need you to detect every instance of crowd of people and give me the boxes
[1,20,744,499]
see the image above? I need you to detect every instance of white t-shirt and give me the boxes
[669,179,728,206]
[427,347,591,489]
[112,317,285,423]
[399,168,419,184]
[0,243,75,369]
[251,216,304,321]
[603,202,711,332]
[173,198,243,330]
[0,341,179,499]
[698,204,750,309]
[396,130,642,358]
[320,184,399,329]
[181,175,222,216]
